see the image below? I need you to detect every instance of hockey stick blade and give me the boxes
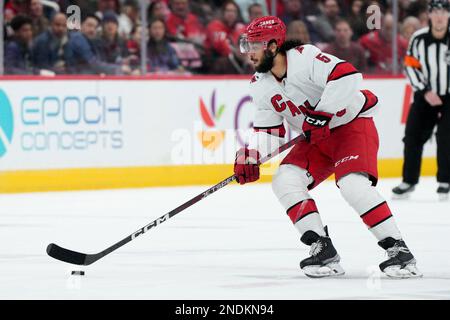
[47,243,86,265]
[47,243,88,265]
[46,243,102,265]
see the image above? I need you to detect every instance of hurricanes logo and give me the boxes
[198,90,226,150]
[0,89,14,158]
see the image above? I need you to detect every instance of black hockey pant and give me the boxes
[402,92,450,185]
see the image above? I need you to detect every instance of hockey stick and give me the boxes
[47,134,305,266]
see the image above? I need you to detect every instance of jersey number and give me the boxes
[316,53,331,63]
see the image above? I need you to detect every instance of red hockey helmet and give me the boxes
[239,16,286,54]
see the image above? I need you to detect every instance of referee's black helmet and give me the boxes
[429,0,450,11]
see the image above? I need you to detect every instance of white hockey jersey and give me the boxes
[247,44,378,156]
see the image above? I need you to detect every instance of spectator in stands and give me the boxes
[32,12,69,74]
[310,0,342,43]
[4,0,29,23]
[164,0,207,72]
[148,0,170,21]
[39,0,59,20]
[66,13,130,75]
[347,0,369,40]
[401,16,421,43]
[96,0,120,20]
[235,0,267,23]
[323,19,366,71]
[247,2,265,23]
[126,24,142,74]
[195,1,216,27]
[286,20,311,44]
[96,11,129,65]
[96,0,121,19]
[399,0,414,21]
[4,15,35,74]
[118,0,139,38]
[166,0,207,47]
[29,0,49,36]
[205,0,247,74]
[4,0,29,40]
[280,0,321,43]
[147,18,181,73]
[280,0,303,25]
[359,13,408,74]
[406,0,429,27]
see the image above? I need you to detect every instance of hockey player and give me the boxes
[234,16,422,278]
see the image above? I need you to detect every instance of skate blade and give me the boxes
[302,262,345,278]
[383,264,423,279]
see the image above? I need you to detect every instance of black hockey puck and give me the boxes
[71,271,85,276]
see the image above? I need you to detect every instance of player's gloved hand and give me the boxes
[234,148,261,185]
[299,106,333,144]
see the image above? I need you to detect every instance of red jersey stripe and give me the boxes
[360,89,379,114]
[327,62,359,82]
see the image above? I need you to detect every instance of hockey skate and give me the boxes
[378,237,423,279]
[392,182,415,199]
[299,228,345,278]
[437,183,449,201]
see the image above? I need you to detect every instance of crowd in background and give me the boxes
[2,0,432,75]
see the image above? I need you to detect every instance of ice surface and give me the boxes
[0,177,449,299]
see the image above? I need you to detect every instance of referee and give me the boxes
[393,0,450,200]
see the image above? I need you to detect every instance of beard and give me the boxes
[255,50,275,73]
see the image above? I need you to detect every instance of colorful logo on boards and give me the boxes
[198,90,226,150]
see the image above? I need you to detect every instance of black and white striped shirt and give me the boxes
[405,26,450,96]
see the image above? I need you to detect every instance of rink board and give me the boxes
[0,76,437,193]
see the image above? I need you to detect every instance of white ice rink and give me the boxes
[0,177,449,300]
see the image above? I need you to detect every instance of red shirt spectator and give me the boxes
[206,1,246,57]
[166,0,206,46]
[206,20,246,56]
[359,13,407,74]
[5,0,29,23]
[5,0,28,15]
